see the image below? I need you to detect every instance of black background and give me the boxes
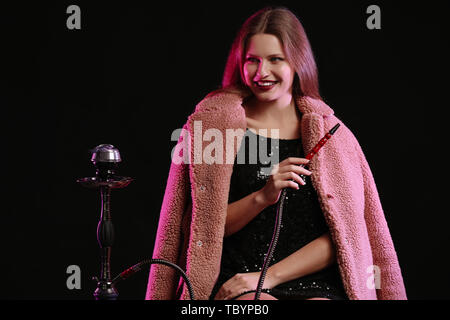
[1,0,447,300]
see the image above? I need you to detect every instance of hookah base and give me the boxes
[94,281,119,300]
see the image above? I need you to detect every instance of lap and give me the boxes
[234,292,331,300]
[234,292,278,300]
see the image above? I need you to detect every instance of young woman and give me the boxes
[146,6,407,300]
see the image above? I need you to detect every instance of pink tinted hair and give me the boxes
[221,6,321,99]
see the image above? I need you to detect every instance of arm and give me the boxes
[224,190,268,237]
[267,232,336,287]
[225,157,311,237]
[214,232,336,299]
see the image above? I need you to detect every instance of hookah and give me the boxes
[77,144,194,300]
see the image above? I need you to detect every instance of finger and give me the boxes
[277,164,312,176]
[275,179,302,190]
[222,287,237,300]
[215,284,231,300]
[214,288,224,300]
[224,288,247,301]
[278,172,306,186]
[216,275,241,300]
[216,286,232,300]
[280,157,310,166]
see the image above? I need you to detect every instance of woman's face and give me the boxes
[243,33,296,104]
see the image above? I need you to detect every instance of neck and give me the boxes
[246,94,298,124]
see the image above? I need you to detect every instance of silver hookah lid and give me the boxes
[91,144,122,164]
[77,144,132,188]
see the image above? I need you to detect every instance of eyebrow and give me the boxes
[246,53,284,58]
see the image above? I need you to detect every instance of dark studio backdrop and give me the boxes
[2,0,447,300]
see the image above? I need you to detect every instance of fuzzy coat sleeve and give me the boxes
[145,123,191,300]
[314,111,406,300]
[341,121,407,299]
[354,134,407,299]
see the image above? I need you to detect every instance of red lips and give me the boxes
[255,81,278,91]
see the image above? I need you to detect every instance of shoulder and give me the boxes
[184,87,250,130]
[300,96,359,147]
[296,95,334,117]
[193,86,251,114]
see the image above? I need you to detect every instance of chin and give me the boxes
[253,92,280,102]
[255,96,276,103]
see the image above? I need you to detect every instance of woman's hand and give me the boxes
[259,157,312,206]
[214,271,277,300]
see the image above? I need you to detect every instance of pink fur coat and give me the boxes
[145,89,407,300]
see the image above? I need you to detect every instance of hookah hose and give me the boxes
[253,123,340,300]
[253,188,286,300]
[112,259,195,300]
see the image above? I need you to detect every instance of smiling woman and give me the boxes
[222,6,320,101]
[146,6,407,301]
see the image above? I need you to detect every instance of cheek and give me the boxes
[243,64,257,84]
[278,65,295,85]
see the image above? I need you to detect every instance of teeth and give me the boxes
[257,82,277,87]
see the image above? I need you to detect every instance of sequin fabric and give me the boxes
[210,129,348,300]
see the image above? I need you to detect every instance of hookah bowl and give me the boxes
[77,144,133,300]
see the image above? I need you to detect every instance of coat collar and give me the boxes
[295,95,334,117]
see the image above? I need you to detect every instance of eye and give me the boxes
[271,57,284,62]
[246,57,259,63]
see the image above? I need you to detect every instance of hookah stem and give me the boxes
[254,123,340,300]
[98,185,115,282]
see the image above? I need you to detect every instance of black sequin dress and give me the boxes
[210,129,348,300]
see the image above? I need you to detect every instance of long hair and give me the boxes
[221,6,321,99]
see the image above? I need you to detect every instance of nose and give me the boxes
[256,60,269,79]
